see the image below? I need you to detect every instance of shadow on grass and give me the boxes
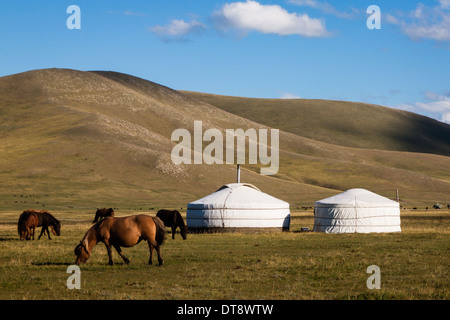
[0,237,19,241]
[32,262,73,266]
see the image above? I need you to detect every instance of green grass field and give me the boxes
[0,210,448,300]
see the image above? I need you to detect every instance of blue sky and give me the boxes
[1,0,449,123]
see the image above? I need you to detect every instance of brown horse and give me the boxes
[156,209,187,240]
[92,208,115,223]
[18,211,39,240]
[75,215,165,266]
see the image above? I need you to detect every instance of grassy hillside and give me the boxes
[0,68,449,212]
[0,69,334,210]
[183,92,450,156]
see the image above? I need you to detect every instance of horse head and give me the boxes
[74,239,90,265]
[51,221,61,236]
[180,225,188,240]
[19,230,27,241]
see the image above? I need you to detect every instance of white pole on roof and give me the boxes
[237,164,240,183]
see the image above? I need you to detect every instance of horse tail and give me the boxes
[152,216,166,246]
[18,213,25,236]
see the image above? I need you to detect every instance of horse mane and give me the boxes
[81,220,103,244]
[40,210,60,223]
[49,215,60,226]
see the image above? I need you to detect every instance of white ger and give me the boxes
[187,182,290,232]
[313,188,401,233]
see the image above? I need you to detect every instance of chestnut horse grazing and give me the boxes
[18,211,39,240]
[75,215,165,266]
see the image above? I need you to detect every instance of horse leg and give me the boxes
[31,227,35,240]
[46,227,52,240]
[155,243,163,266]
[171,226,176,239]
[147,241,154,265]
[38,227,45,240]
[104,241,114,265]
[113,244,130,264]
[148,240,163,266]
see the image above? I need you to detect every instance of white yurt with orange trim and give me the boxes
[187,183,290,232]
[314,188,401,233]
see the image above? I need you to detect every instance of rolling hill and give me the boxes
[182,91,450,156]
[0,68,449,212]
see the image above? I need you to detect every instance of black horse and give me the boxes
[156,209,187,240]
[92,208,115,223]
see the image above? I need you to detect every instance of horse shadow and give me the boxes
[0,237,17,241]
[31,262,73,266]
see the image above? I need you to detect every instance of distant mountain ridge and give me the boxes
[182,91,450,157]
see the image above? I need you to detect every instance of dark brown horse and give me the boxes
[75,215,165,266]
[18,210,60,240]
[92,208,115,223]
[18,211,39,240]
[35,210,61,240]
[156,209,187,240]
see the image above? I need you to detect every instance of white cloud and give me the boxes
[398,91,450,124]
[387,2,450,42]
[396,103,418,114]
[289,0,358,19]
[403,23,450,42]
[280,92,302,99]
[385,14,400,25]
[212,0,330,37]
[149,19,206,41]
[415,92,450,113]
[290,0,318,6]
[441,112,450,123]
[440,0,450,9]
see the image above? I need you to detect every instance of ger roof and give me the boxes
[187,183,289,210]
[315,188,399,208]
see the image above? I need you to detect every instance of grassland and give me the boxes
[0,209,448,300]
